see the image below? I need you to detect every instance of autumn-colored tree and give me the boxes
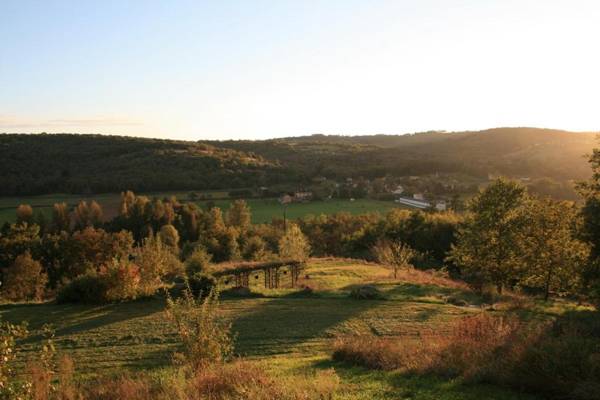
[242,235,269,261]
[577,145,600,301]
[178,203,201,242]
[15,204,34,226]
[51,202,71,233]
[1,252,48,301]
[524,198,588,300]
[135,235,183,295]
[278,223,310,261]
[159,224,180,251]
[74,200,103,230]
[64,227,134,279]
[372,240,415,279]
[0,223,41,270]
[226,200,251,231]
[185,246,212,276]
[448,179,530,293]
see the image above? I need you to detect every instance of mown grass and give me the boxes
[0,259,576,399]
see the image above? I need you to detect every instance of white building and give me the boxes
[392,185,404,195]
[396,197,430,209]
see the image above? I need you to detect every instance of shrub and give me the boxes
[188,273,217,298]
[242,235,268,261]
[333,337,409,370]
[57,259,141,304]
[57,271,108,304]
[332,312,600,400]
[185,247,212,276]
[349,285,382,300]
[101,259,141,302]
[1,252,48,301]
[166,287,233,368]
[0,320,28,398]
[444,295,469,307]
[372,239,415,279]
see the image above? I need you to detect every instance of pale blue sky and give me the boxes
[1,0,599,139]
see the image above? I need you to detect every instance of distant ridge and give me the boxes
[1,128,597,196]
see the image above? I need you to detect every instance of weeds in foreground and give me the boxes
[333,312,600,400]
[165,286,234,368]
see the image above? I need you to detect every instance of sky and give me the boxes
[1,0,599,140]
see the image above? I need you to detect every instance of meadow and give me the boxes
[1,258,585,400]
[0,192,404,225]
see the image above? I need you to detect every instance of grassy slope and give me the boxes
[2,258,581,399]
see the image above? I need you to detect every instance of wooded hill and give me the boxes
[0,133,282,195]
[1,127,597,195]
[210,128,598,183]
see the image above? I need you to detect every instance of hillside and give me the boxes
[1,128,597,196]
[0,133,283,196]
[1,258,567,399]
[210,128,598,182]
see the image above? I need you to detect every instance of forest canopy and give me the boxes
[0,127,597,196]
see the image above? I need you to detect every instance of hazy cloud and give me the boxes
[0,116,143,130]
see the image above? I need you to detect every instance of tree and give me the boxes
[159,224,180,251]
[15,205,34,226]
[448,179,530,293]
[242,235,269,261]
[278,224,310,261]
[51,203,71,233]
[1,252,48,301]
[185,246,212,276]
[0,223,41,270]
[524,198,588,300]
[372,240,415,279]
[135,235,183,295]
[226,200,251,231]
[577,146,600,301]
[74,200,103,230]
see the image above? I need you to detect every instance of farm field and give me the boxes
[0,193,405,225]
[1,258,583,400]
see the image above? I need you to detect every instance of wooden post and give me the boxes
[264,268,268,288]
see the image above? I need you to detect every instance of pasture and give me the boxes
[1,258,581,399]
[0,192,404,225]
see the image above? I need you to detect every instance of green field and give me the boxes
[0,192,405,225]
[2,258,583,399]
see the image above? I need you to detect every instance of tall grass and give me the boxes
[333,312,600,399]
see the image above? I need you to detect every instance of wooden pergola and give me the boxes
[211,260,305,289]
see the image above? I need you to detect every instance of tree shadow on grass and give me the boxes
[0,297,165,341]
[229,296,383,356]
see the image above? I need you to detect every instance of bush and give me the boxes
[188,273,217,298]
[185,247,212,276]
[1,252,48,301]
[333,337,409,370]
[349,285,382,300]
[57,259,141,304]
[57,272,109,304]
[135,235,183,296]
[166,287,233,368]
[332,312,600,400]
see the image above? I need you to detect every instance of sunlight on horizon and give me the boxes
[1,0,599,140]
